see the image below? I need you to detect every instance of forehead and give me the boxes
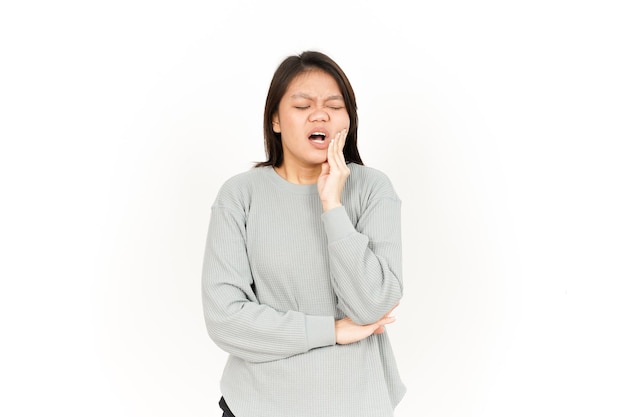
[284,69,342,97]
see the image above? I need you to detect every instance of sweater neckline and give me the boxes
[263,166,319,195]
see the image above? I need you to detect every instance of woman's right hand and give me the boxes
[335,304,399,345]
[317,129,350,212]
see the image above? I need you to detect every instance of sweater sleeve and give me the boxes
[321,176,403,325]
[202,202,336,363]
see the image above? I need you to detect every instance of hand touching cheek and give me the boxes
[317,129,350,212]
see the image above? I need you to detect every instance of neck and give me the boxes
[274,163,321,185]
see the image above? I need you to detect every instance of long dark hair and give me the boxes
[255,51,363,167]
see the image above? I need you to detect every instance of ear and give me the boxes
[271,115,281,133]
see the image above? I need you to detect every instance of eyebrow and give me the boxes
[290,93,344,101]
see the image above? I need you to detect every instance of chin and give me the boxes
[306,155,328,166]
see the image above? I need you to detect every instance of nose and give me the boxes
[309,107,329,122]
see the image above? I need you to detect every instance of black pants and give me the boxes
[219,397,236,417]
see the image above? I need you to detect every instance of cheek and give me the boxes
[340,113,351,128]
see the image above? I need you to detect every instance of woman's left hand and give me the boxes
[334,303,399,345]
[317,128,350,212]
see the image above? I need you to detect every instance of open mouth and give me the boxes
[309,132,326,144]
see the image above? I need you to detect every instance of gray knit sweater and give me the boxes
[202,164,406,417]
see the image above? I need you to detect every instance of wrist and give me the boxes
[322,202,342,212]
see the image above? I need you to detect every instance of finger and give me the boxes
[381,306,398,320]
[378,316,396,326]
[327,137,338,168]
[327,140,341,171]
[337,131,347,165]
[339,128,348,152]
[335,129,347,159]
[329,129,347,169]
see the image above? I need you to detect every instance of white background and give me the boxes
[1,1,625,416]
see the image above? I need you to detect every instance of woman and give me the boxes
[202,51,405,417]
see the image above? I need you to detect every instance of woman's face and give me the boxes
[272,69,350,169]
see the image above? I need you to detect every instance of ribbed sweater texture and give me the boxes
[202,164,406,417]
